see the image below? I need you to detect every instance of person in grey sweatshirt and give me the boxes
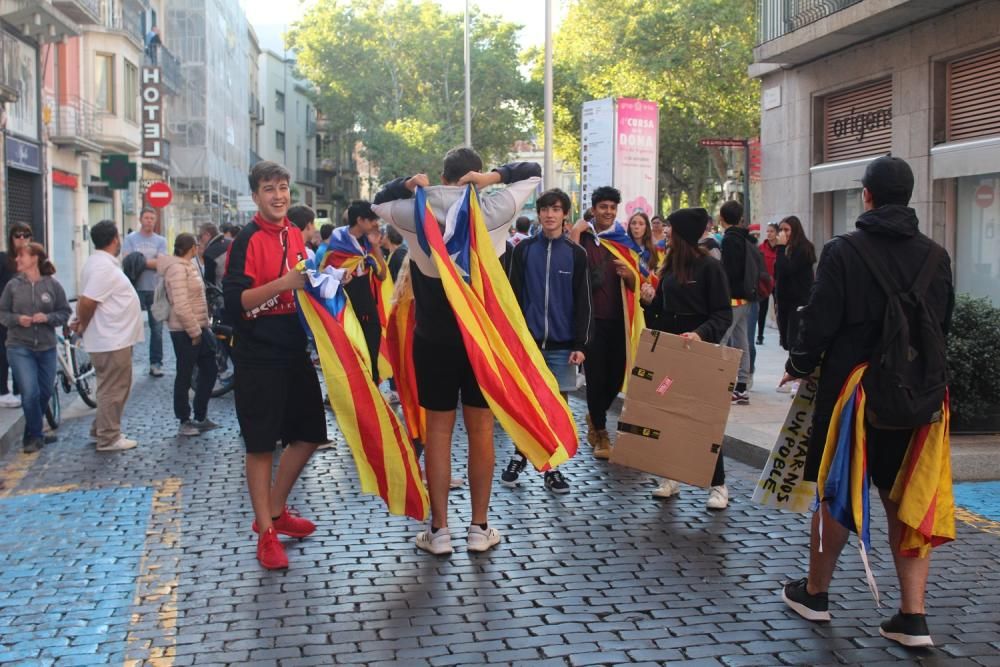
[0,243,71,452]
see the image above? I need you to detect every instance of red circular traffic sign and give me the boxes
[146,181,173,208]
[975,184,994,209]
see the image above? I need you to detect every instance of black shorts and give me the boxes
[805,421,911,490]
[413,334,487,411]
[234,354,328,453]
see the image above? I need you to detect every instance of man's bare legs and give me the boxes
[807,500,850,594]
[424,408,457,529]
[246,441,320,531]
[463,404,495,526]
[879,489,931,614]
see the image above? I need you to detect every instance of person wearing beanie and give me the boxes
[640,207,733,509]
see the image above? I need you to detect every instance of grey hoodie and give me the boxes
[0,274,72,351]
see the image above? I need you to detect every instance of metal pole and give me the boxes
[464,0,472,147]
[543,0,554,189]
[743,138,751,225]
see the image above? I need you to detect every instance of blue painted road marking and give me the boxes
[0,487,152,665]
[953,480,1000,522]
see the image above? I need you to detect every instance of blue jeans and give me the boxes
[138,290,164,366]
[7,346,57,441]
[746,301,759,373]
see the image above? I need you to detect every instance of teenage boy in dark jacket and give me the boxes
[718,201,754,404]
[502,188,592,494]
[779,156,954,648]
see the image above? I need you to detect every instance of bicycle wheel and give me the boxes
[71,337,97,408]
[210,340,234,397]
[45,372,63,429]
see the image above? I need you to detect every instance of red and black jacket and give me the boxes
[222,215,308,365]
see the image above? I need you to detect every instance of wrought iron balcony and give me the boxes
[48,94,104,153]
[158,45,182,94]
[53,0,100,24]
[99,0,143,48]
[298,167,318,186]
[757,0,863,44]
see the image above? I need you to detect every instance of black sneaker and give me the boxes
[880,611,934,648]
[500,456,527,487]
[731,390,750,406]
[544,470,570,494]
[782,578,830,621]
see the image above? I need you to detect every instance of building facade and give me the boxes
[258,50,319,209]
[753,0,1000,304]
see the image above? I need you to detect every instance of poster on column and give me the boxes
[751,372,820,513]
[580,98,615,213]
[613,98,659,223]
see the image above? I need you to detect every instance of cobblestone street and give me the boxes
[1,355,999,666]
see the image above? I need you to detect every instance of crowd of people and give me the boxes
[0,153,953,649]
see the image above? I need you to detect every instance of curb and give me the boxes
[722,434,769,471]
[0,413,24,461]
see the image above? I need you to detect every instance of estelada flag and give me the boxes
[386,276,425,447]
[414,185,577,471]
[584,222,646,391]
[295,261,428,520]
[817,363,955,604]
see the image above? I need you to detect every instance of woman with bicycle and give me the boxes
[157,233,219,436]
[0,243,72,453]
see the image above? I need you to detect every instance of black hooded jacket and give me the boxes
[720,226,753,299]
[786,205,954,455]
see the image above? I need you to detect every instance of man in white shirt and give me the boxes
[72,220,144,452]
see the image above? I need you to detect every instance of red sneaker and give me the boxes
[252,506,316,539]
[256,527,288,570]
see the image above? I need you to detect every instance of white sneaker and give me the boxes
[97,436,138,452]
[467,524,501,553]
[775,383,792,394]
[415,527,453,555]
[707,484,729,510]
[0,393,20,408]
[652,479,681,498]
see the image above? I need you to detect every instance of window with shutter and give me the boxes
[947,47,1000,143]
[822,78,893,163]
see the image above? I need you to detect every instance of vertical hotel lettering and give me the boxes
[142,67,163,158]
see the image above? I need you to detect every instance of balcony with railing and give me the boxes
[0,28,19,104]
[48,94,104,153]
[53,0,100,25]
[755,0,976,66]
[249,93,264,125]
[298,167,319,186]
[158,45,182,94]
[99,0,143,48]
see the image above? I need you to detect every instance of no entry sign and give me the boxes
[975,184,995,209]
[146,181,173,208]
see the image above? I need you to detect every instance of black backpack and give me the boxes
[740,237,771,302]
[840,232,948,429]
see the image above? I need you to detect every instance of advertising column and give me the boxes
[580,98,615,214]
[613,98,659,223]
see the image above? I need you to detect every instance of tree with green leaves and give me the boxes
[528,0,759,211]
[288,0,530,185]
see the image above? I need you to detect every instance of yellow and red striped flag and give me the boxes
[413,185,577,471]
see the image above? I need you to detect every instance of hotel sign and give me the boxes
[142,66,163,159]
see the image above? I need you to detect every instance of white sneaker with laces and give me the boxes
[775,383,792,394]
[97,436,138,452]
[707,484,729,510]
[415,527,453,555]
[652,479,682,498]
[0,393,20,408]
[467,524,501,553]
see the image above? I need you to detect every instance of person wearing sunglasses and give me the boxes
[0,223,34,409]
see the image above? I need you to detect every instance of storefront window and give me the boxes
[832,188,863,238]
[956,173,1000,304]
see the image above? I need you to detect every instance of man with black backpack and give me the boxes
[779,156,954,648]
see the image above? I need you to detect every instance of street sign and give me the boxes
[976,184,995,209]
[699,138,748,148]
[146,181,173,208]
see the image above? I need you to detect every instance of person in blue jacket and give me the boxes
[502,188,593,494]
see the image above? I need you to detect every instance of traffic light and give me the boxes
[100,155,137,190]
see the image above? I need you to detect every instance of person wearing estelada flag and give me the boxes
[374,149,576,556]
[569,186,644,461]
[778,156,955,649]
[323,202,387,383]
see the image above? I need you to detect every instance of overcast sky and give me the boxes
[241,0,566,55]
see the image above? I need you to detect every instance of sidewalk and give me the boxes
[723,336,1000,481]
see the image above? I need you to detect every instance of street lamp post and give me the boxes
[543,0,553,189]
[464,0,472,147]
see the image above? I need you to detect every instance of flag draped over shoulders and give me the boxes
[295,260,427,520]
[413,185,577,471]
[817,363,955,598]
[387,282,425,447]
[588,222,645,390]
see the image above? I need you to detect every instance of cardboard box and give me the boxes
[610,329,742,487]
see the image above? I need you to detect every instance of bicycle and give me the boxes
[44,325,97,429]
[190,284,234,398]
